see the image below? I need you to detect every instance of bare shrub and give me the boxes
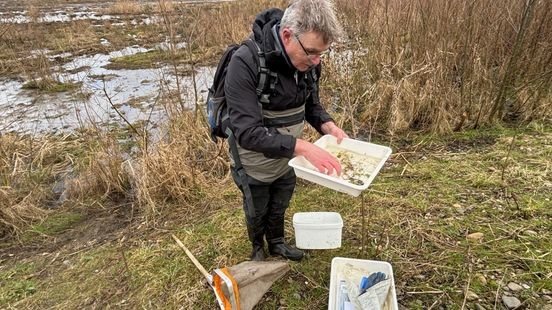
[133,112,230,221]
[331,0,552,135]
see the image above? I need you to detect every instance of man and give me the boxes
[225,0,347,261]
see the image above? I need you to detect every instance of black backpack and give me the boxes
[206,39,278,142]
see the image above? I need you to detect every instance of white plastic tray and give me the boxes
[289,135,392,197]
[328,257,398,310]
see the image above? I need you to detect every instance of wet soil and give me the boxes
[0,203,135,262]
[1,0,223,134]
[0,0,145,11]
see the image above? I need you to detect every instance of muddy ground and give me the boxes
[0,0,223,133]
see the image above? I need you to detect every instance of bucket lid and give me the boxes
[293,212,343,227]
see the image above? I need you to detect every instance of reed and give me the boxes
[331,0,552,135]
[103,0,144,15]
[132,112,230,222]
[0,134,74,237]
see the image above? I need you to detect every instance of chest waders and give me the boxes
[228,40,318,261]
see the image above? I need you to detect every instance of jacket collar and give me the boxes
[252,8,295,74]
[271,23,293,68]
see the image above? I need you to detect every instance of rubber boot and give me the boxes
[268,242,304,261]
[247,222,267,261]
[250,244,266,261]
[266,202,303,261]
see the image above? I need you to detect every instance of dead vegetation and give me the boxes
[0,134,65,236]
[102,0,145,15]
[329,0,552,134]
[132,113,229,221]
[0,0,551,308]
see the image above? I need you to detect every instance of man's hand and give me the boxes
[321,121,348,144]
[294,139,342,176]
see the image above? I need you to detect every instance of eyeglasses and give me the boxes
[293,33,331,59]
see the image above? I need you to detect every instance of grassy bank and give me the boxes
[1,0,551,308]
[1,123,550,308]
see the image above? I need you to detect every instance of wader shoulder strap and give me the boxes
[308,68,319,103]
[225,127,256,220]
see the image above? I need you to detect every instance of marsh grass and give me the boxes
[133,112,230,221]
[103,0,144,15]
[332,0,552,134]
[21,79,80,92]
[1,0,551,308]
[0,129,136,238]
[1,124,549,308]
[0,134,73,237]
[71,145,130,201]
[103,39,218,70]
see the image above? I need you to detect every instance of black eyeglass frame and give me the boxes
[293,33,332,58]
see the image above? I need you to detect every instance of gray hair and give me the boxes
[280,0,344,44]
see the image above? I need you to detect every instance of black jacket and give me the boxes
[225,8,333,159]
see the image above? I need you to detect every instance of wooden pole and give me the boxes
[171,234,211,281]
[361,192,365,257]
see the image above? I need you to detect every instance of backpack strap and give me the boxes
[307,67,320,104]
[244,39,278,105]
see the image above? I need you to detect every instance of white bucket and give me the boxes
[293,212,343,249]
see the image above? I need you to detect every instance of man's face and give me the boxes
[281,27,331,72]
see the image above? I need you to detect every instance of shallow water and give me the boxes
[0,10,159,25]
[0,0,235,24]
[0,1,234,135]
[0,46,214,134]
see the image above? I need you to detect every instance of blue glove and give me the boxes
[359,272,387,295]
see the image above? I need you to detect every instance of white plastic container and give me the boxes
[328,257,399,310]
[293,212,343,249]
[289,135,392,197]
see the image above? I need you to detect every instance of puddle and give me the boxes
[0,0,235,24]
[0,0,238,134]
[0,10,159,25]
[0,46,214,134]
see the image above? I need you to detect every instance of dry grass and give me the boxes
[0,130,135,238]
[133,112,230,221]
[103,0,144,15]
[0,18,100,86]
[0,134,72,237]
[177,0,287,49]
[66,136,131,202]
[25,5,41,23]
[329,0,552,134]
